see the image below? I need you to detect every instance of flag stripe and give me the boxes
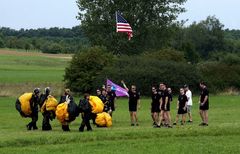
[116,12,133,40]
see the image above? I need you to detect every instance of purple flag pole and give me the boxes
[107,79,129,97]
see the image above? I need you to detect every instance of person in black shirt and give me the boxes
[173,88,187,125]
[58,89,74,131]
[79,93,92,132]
[16,88,40,130]
[151,86,160,126]
[39,87,54,131]
[106,85,117,117]
[157,83,172,128]
[199,82,209,126]
[121,80,140,126]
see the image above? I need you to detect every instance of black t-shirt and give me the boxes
[59,95,74,104]
[98,94,107,103]
[200,88,209,103]
[151,92,160,105]
[160,90,169,104]
[128,91,140,106]
[107,91,116,103]
[178,94,188,108]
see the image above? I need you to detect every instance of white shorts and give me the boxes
[187,105,192,113]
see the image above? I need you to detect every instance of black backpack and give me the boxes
[78,99,91,112]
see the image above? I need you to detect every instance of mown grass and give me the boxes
[0,53,70,96]
[0,96,240,154]
[0,55,68,83]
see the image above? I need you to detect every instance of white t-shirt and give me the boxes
[185,90,192,106]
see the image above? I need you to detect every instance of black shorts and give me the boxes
[199,102,209,110]
[161,103,170,111]
[151,103,160,113]
[129,105,137,112]
[178,107,187,114]
[109,102,115,111]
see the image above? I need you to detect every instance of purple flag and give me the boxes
[107,79,129,97]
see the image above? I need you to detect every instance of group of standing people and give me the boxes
[117,81,209,128]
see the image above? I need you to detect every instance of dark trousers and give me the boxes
[16,99,38,130]
[79,112,92,131]
[42,111,53,131]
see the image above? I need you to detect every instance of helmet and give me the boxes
[45,87,50,95]
[33,88,40,95]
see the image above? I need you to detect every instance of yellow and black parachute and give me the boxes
[18,93,33,116]
[89,96,104,113]
[95,112,112,127]
[40,95,58,113]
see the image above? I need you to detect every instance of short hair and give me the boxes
[84,93,90,99]
[200,81,206,86]
[65,89,70,94]
[183,84,188,88]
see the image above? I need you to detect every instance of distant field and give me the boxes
[0,49,71,96]
[0,96,240,154]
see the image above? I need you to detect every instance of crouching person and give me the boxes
[39,87,58,131]
[16,88,40,130]
[78,93,92,132]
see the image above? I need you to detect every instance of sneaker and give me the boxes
[173,122,177,125]
[153,125,161,128]
[188,120,193,123]
[131,123,135,126]
[199,123,205,126]
[168,125,173,128]
[152,122,157,126]
[26,124,32,130]
[136,123,139,126]
[202,123,208,126]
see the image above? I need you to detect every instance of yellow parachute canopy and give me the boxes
[18,93,33,116]
[41,95,58,113]
[55,102,69,125]
[95,112,112,127]
[89,96,104,113]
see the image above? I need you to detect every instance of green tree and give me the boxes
[77,0,186,54]
[64,46,113,93]
[185,16,225,58]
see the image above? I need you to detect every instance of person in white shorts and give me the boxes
[184,85,193,123]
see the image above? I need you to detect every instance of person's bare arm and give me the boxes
[121,80,129,92]
[202,96,208,105]
[137,99,141,110]
[165,96,169,110]
[177,101,179,109]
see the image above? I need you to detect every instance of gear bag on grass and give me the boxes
[95,112,112,127]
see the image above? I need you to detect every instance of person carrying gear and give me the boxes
[78,93,92,132]
[57,89,78,131]
[16,88,40,130]
[39,87,58,131]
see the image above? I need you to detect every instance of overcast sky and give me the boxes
[0,0,239,30]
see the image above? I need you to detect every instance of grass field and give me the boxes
[0,49,70,96]
[0,49,240,153]
[0,96,240,154]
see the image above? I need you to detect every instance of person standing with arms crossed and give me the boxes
[199,82,209,126]
[121,80,140,126]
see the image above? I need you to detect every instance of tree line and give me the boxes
[0,26,89,53]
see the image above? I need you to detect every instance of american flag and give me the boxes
[116,12,133,40]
